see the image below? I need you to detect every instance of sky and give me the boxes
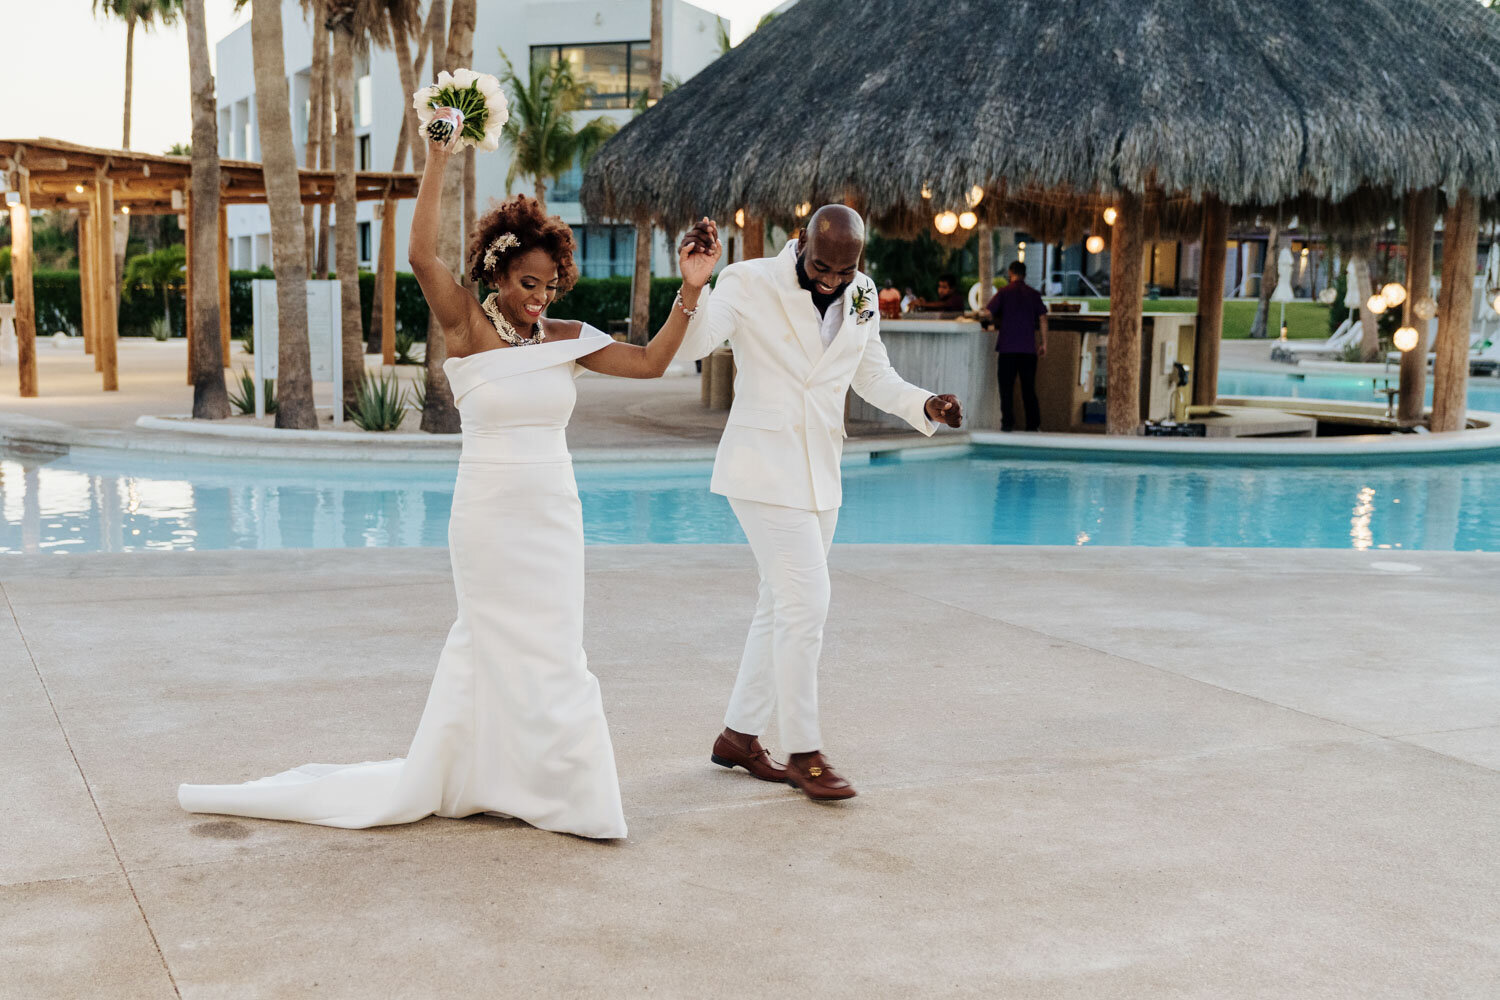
[0,0,783,156]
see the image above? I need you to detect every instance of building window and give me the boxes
[578,224,636,279]
[551,154,585,204]
[357,134,371,171]
[358,222,372,267]
[531,41,650,109]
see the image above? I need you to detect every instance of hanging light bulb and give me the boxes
[1412,296,1437,320]
[958,211,977,230]
[1366,293,1388,314]
[1381,282,1407,307]
[1393,326,1420,352]
[795,202,811,218]
[934,211,959,235]
[1317,287,1338,305]
[734,208,745,229]
[74,183,85,194]
[1017,241,1027,263]
[1102,207,1118,226]
[120,205,130,215]
[921,184,933,200]
[1085,235,1106,254]
[966,186,984,208]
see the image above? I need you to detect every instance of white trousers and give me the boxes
[724,498,839,754]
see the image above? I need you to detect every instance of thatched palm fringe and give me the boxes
[582,0,1500,239]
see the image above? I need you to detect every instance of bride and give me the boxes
[179,120,721,840]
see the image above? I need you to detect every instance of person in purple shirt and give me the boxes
[984,261,1049,431]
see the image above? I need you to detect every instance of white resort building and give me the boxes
[213,0,726,278]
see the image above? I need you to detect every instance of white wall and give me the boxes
[215,0,724,288]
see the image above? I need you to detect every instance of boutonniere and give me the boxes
[849,282,876,325]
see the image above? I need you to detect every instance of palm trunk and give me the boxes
[122,16,136,149]
[302,1,328,276]
[251,0,317,428]
[314,28,335,278]
[628,0,664,348]
[392,15,425,175]
[534,178,547,212]
[1351,240,1381,361]
[421,0,474,434]
[1249,225,1279,339]
[183,0,229,418]
[462,147,477,289]
[332,24,362,411]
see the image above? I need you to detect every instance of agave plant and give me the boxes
[149,316,172,342]
[394,329,420,365]
[227,368,277,415]
[408,368,427,412]
[346,369,409,431]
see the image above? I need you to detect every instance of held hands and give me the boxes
[678,217,722,291]
[925,394,964,428]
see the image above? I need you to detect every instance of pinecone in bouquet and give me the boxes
[413,69,508,151]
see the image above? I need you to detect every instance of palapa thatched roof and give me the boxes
[582,0,1500,239]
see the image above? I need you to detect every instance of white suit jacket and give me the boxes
[680,240,936,511]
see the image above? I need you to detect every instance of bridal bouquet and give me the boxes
[413,69,508,152]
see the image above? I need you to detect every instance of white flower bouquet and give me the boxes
[413,68,508,152]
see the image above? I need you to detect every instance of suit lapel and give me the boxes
[810,280,866,375]
[771,241,829,368]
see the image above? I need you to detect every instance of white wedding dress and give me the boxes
[179,325,628,839]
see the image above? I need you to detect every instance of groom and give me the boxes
[677,206,963,801]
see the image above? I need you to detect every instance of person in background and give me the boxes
[910,273,966,312]
[901,286,917,313]
[878,280,903,318]
[984,260,1049,432]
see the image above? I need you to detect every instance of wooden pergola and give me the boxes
[1,138,418,396]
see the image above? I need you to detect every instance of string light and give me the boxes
[965,186,984,208]
[1085,235,1105,254]
[1102,207,1118,226]
[920,184,933,200]
[734,209,745,228]
[1393,326,1419,352]
[934,211,959,235]
[1381,282,1407,307]
[1366,293,1388,314]
[958,211,977,230]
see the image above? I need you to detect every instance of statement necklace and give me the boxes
[483,294,547,347]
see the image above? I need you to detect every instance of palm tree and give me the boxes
[92,0,182,150]
[181,0,229,418]
[302,0,330,277]
[325,0,422,411]
[244,0,318,428]
[628,0,664,347]
[421,0,475,435]
[121,244,185,332]
[500,58,618,210]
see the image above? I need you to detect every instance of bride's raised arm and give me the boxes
[407,124,477,345]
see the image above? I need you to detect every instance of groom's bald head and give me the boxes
[799,205,864,295]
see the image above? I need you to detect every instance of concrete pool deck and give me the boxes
[4,545,1497,997]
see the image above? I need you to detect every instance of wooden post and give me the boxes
[976,225,994,312]
[1106,190,1145,435]
[78,209,97,361]
[1432,188,1478,433]
[217,201,231,366]
[183,195,194,384]
[8,178,38,398]
[379,193,397,366]
[742,215,765,260]
[1192,195,1229,407]
[1398,189,1437,427]
[94,177,119,391]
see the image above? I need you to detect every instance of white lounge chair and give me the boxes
[1271,316,1360,362]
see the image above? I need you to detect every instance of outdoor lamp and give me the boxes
[966,186,984,208]
[121,205,130,215]
[958,211,977,230]
[921,184,933,200]
[1085,234,1105,254]
[74,184,85,194]
[1017,241,1026,263]
[795,202,811,218]
[1317,287,1338,305]
[1393,326,1420,352]
[1366,293,1388,314]
[1412,296,1437,320]
[734,209,745,228]
[1381,282,1407,307]
[1102,207,1118,226]
[934,211,959,235]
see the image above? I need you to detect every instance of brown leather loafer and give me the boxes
[784,752,857,801]
[710,733,789,783]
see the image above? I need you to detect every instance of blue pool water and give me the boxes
[1217,369,1500,411]
[2,445,1496,553]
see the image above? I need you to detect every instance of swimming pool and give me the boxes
[1218,368,1500,411]
[2,445,1494,553]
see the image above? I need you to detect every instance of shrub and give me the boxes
[227,368,276,415]
[346,369,408,431]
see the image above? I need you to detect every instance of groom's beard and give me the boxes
[796,251,848,317]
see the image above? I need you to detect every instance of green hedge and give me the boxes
[29,269,688,341]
